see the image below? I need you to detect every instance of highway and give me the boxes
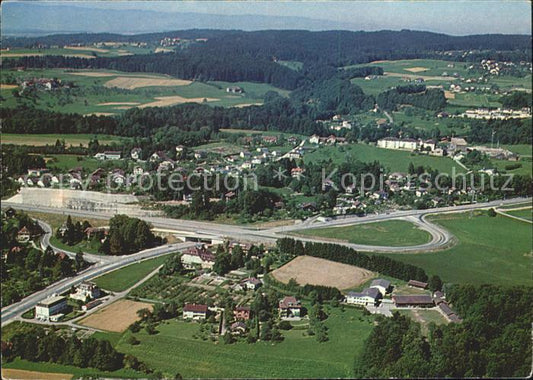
[1,196,529,326]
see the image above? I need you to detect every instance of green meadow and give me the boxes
[93,256,168,292]
[291,220,432,247]
[383,211,533,286]
[304,143,465,174]
[115,306,374,378]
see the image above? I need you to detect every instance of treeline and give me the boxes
[355,284,532,378]
[500,91,532,110]
[377,87,447,111]
[2,50,304,90]
[2,324,150,374]
[263,273,342,303]
[100,215,163,255]
[291,78,375,118]
[4,30,531,65]
[277,238,428,282]
[468,118,532,145]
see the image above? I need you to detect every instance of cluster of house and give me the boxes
[309,134,347,145]
[35,281,103,321]
[20,78,63,91]
[459,107,531,120]
[159,37,207,47]
[345,278,462,323]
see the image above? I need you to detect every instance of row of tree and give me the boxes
[2,324,150,374]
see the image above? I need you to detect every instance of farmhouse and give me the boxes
[449,137,468,153]
[70,281,101,302]
[94,151,122,160]
[181,245,215,269]
[392,295,435,308]
[345,287,382,306]
[234,306,251,320]
[35,295,68,321]
[183,303,208,320]
[226,86,244,94]
[369,279,392,296]
[408,279,428,289]
[279,296,302,319]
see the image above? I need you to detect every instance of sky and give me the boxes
[3,1,532,35]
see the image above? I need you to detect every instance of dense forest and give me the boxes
[100,214,163,255]
[354,284,532,378]
[2,324,151,374]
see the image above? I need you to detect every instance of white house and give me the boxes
[279,296,302,320]
[345,288,381,306]
[183,303,208,320]
[70,281,101,302]
[369,279,391,296]
[94,151,122,160]
[377,137,419,151]
[35,295,68,320]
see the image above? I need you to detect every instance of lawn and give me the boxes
[382,211,533,286]
[1,133,125,147]
[504,208,532,221]
[93,256,168,292]
[291,220,432,247]
[116,306,374,378]
[1,357,141,379]
[49,236,103,255]
[304,143,465,174]
[1,68,289,114]
[489,158,533,177]
[44,155,111,173]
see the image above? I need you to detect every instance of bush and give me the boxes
[487,208,497,217]
[278,320,293,330]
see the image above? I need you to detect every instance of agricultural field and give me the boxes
[93,256,168,292]
[390,109,468,134]
[446,92,502,108]
[1,68,289,114]
[291,220,432,247]
[1,368,72,380]
[115,306,374,378]
[1,133,126,147]
[78,299,154,332]
[271,256,376,290]
[1,44,153,59]
[43,155,112,173]
[1,358,141,379]
[382,211,533,286]
[304,143,465,174]
[489,158,533,177]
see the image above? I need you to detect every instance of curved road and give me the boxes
[1,196,529,326]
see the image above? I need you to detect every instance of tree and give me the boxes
[213,251,232,275]
[487,208,497,217]
[428,275,443,292]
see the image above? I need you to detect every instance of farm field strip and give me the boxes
[78,299,153,332]
[271,255,376,290]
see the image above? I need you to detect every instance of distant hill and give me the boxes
[1,2,359,36]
